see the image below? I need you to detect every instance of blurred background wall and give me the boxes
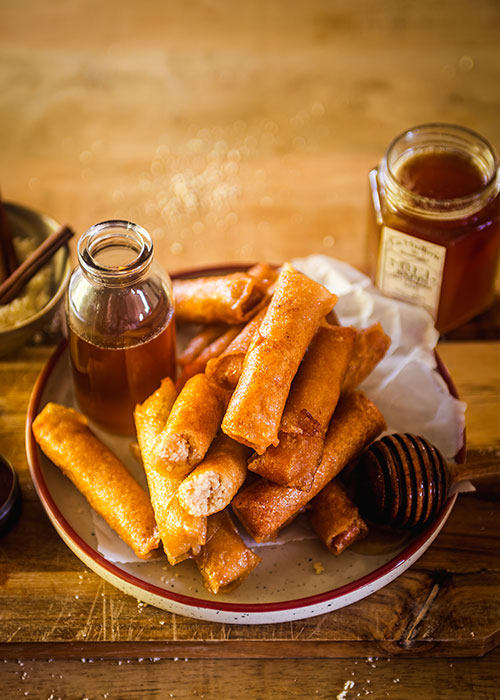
[1,0,499,273]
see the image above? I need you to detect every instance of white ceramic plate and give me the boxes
[25,265,462,625]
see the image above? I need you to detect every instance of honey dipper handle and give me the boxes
[449,457,500,484]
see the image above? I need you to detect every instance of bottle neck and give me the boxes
[77,220,153,287]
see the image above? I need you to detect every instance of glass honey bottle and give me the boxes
[66,220,176,435]
[369,123,500,333]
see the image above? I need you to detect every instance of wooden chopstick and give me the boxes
[0,225,74,305]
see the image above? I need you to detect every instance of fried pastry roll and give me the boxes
[177,433,250,517]
[176,265,278,389]
[153,373,229,479]
[157,496,207,565]
[231,392,385,542]
[173,272,266,325]
[246,261,279,290]
[175,324,243,391]
[134,378,207,565]
[195,510,261,594]
[342,323,391,392]
[178,324,228,367]
[308,479,368,555]
[222,264,337,454]
[204,305,269,391]
[32,402,159,560]
[249,432,325,493]
[248,325,356,490]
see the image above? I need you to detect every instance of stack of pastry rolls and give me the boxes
[164,262,389,565]
[33,261,390,596]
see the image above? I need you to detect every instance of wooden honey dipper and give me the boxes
[355,433,499,530]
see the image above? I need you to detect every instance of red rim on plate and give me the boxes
[25,265,464,618]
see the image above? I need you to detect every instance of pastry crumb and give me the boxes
[313,561,324,575]
[337,680,355,699]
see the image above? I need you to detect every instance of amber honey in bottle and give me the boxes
[66,220,176,435]
[369,123,500,333]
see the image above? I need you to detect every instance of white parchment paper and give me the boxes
[292,255,466,459]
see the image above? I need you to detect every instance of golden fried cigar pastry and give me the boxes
[231,391,385,542]
[134,379,207,565]
[32,402,159,560]
[249,432,325,493]
[176,265,278,389]
[308,479,368,555]
[156,492,207,565]
[222,264,338,454]
[177,434,250,517]
[204,305,269,391]
[153,373,229,479]
[195,510,261,594]
[173,272,266,324]
[342,323,391,392]
[248,325,356,490]
[175,324,243,391]
[178,324,227,367]
[280,326,356,434]
[246,262,279,290]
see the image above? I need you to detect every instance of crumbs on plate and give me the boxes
[313,561,324,575]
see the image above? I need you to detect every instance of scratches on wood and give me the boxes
[41,601,68,642]
[109,597,125,642]
[6,626,21,642]
[400,582,441,648]
[399,571,452,649]
[77,580,105,641]
[307,614,328,639]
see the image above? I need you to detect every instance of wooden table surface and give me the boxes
[1,1,499,698]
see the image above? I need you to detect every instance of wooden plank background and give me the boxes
[1,1,500,276]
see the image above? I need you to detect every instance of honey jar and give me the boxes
[369,123,500,333]
[66,220,176,435]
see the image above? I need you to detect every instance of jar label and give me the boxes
[376,227,446,319]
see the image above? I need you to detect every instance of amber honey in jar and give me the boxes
[66,220,176,435]
[369,123,500,333]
